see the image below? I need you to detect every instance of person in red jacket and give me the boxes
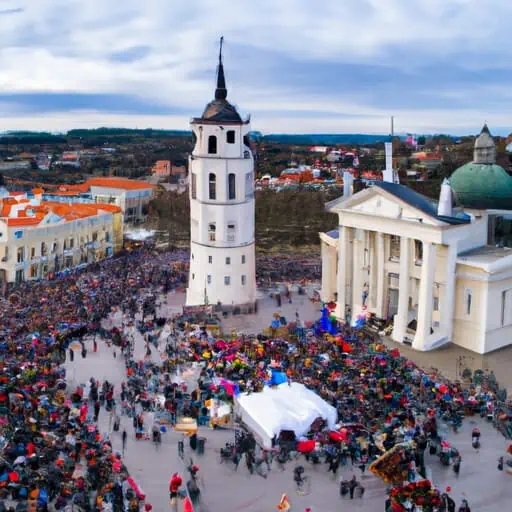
[169,472,182,503]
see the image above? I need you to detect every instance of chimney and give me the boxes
[438,178,453,217]
[343,171,354,198]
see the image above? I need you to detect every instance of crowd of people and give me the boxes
[0,248,190,511]
[0,244,508,511]
[160,308,508,511]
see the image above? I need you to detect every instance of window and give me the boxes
[209,173,216,200]
[92,232,98,242]
[105,232,111,243]
[70,238,74,248]
[191,173,197,199]
[41,242,47,257]
[208,223,216,242]
[228,173,236,200]
[242,255,246,264]
[14,230,23,239]
[226,257,231,265]
[501,290,512,326]
[30,265,38,279]
[208,255,212,264]
[241,275,246,285]
[390,235,400,261]
[208,135,217,154]
[207,275,212,285]
[245,172,254,199]
[51,242,58,254]
[31,247,36,259]
[226,130,235,144]
[465,289,472,316]
[224,276,231,286]
[15,269,24,283]
[227,223,236,242]
[17,247,25,263]
[415,240,423,265]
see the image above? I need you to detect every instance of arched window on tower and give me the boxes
[209,173,216,200]
[228,173,236,200]
[208,135,217,154]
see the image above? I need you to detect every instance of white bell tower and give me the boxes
[186,38,256,307]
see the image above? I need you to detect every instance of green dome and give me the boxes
[450,162,512,210]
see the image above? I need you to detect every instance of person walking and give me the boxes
[122,430,127,456]
[93,400,100,422]
[69,348,74,362]
[349,475,358,499]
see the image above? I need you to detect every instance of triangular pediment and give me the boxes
[327,186,445,226]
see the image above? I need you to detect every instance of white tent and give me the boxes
[234,382,337,448]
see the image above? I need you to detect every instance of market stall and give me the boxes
[234,382,337,449]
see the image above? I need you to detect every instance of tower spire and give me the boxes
[215,36,227,100]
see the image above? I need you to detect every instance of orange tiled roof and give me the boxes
[86,177,155,191]
[1,200,121,226]
[32,188,44,194]
[7,217,41,226]
[10,191,27,197]
[58,183,90,193]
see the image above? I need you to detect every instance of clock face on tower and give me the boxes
[186,39,256,308]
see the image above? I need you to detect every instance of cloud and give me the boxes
[0,0,511,134]
[0,7,23,16]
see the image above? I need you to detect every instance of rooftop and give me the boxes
[0,194,122,228]
[86,177,156,191]
[374,181,471,225]
[458,245,512,273]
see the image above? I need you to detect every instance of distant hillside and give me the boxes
[261,133,392,145]
[67,128,191,138]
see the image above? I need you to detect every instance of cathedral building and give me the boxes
[186,40,256,308]
[321,125,512,354]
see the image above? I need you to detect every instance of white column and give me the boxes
[442,244,457,341]
[328,249,337,300]
[335,226,349,321]
[352,229,364,315]
[321,241,330,303]
[414,242,436,350]
[392,236,410,342]
[375,232,386,318]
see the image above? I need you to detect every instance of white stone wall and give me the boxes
[186,120,256,306]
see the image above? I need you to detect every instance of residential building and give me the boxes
[152,160,171,177]
[0,191,123,284]
[320,125,512,354]
[57,178,155,225]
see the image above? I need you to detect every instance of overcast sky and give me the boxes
[0,0,511,135]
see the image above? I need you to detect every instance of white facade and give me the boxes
[186,48,256,307]
[320,181,512,355]
[90,186,153,224]
[0,207,119,284]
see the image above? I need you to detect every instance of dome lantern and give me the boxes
[473,123,496,164]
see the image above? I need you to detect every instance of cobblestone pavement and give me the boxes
[62,294,512,511]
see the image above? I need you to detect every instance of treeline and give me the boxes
[149,188,340,249]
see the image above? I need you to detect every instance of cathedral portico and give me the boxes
[320,126,512,354]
